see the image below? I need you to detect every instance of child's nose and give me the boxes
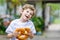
[27,13,30,16]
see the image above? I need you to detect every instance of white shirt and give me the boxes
[5,19,36,40]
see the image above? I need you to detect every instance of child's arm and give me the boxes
[7,31,20,38]
[28,22,36,39]
[7,33,14,38]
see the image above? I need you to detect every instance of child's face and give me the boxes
[21,8,34,21]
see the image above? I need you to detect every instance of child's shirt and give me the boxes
[5,19,36,40]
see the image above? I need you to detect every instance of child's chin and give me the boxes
[24,18,29,21]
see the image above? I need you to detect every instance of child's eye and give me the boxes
[27,11,29,13]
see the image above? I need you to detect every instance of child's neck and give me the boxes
[19,17,28,23]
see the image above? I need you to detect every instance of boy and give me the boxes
[5,4,36,40]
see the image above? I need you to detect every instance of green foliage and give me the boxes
[53,19,60,24]
[31,16,44,32]
[11,0,27,7]
[47,3,60,11]
[14,14,20,19]
[47,3,60,24]
[0,18,6,34]
[0,0,5,5]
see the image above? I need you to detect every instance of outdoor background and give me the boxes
[0,0,60,40]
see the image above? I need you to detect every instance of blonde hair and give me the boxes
[22,4,36,15]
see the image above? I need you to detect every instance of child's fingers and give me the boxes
[13,32,20,37]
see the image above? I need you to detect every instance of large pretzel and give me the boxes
[15,28,30,40]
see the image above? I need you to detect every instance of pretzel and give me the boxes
[15,28,30,40]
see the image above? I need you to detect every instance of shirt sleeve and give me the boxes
[5,21,15,34]
[30,22,36,34]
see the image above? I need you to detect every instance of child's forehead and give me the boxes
[24,8,33,11]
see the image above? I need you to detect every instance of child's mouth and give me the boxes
[25,15,29,18]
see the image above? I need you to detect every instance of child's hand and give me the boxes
[27,31,34,39]
[13,31,21,37]
[7,32,21,38]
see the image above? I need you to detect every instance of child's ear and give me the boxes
[20,9,23,14]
